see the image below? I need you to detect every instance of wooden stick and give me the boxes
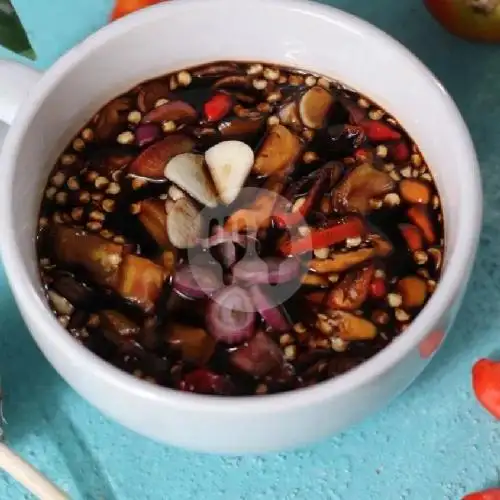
[0,442,68,499]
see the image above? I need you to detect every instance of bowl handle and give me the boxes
[0,59,41,126]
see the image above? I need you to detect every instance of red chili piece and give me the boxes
[472,359,500,420]
[370,277,386,299]
[463,488,500,500]
[390,141,410,162]
[204,93,233,122]
[359,119,401,142]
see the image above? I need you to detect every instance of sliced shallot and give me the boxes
[248,285,291,332]
[207,286,256,344]
[233,257,300,285]
[173,264,223,299]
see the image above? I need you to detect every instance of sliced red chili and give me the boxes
[472,358,500,420]
[204,93,233,122]
[399,223,423,252]
[463,489,500,500]
[407,205,435,244]
[359,119,401,142]
[280,217,365,255]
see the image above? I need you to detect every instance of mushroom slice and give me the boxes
[253,124,302,176]
[205,140,254,205]
[164,153,218,207]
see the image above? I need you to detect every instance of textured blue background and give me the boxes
[0,0,498,498]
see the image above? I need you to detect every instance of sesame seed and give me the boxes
[346,236,362,248]
[130,203,141,214]
[384,193,400,206]
[247,63,263,75]
[400,166,412,178]
[317,77,330,89]
[357,98,370,109]
[368,109,384,120]
[61,154,76,165]
[177,70,192,86]
[67,176,80,191]
[86,221,102,231]
[293,322,306,334]
[303,151,318,164]
[154,98,169,108]
[263,68,280,81]
[267,115,280,126]
[395,308,410,322]
[284,345,296,361]
[330,337,348,352]
[106,182,121,195]
[169,75,178,91]
[132,178,146,190]
[102,199,115,212]
[73,138,85,151]
[81,128,94,141]
[314,247,330,260]
[95,176,109,189]
[117,131,134,145]
[51,171,66,187]
[253,79,267,90]
[387,292,403,308]
[89,210,105,221]
[71,207,83,221]
[376,145,388,158]
[162,120,177,133]
[55,191,67,205]
[414,250,428,265]
[305,75,317,87]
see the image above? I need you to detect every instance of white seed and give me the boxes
[51,171,66,187]
[55,191,67,205]
[263,68,280,81]
[369,198,383,210]
[39,257,50,267]
[317,318,334,336]
[162,120,177,133]
[284,345,296,361]
[412,169,420,178]
[39,217,49,228]
[293,322,306,334]
[155,98,169,108]
[86,221,102,231]
[267,115,280,126]
[102,199,115,213]
[395,308,410,322]
[374,269,386,279]
[302,128,314,141]
[328,273,339,283]
[128,110,142,123]
[432,195,440,210]
[387,292,403,308]
[305,75,317,87]
[90,210,105,221]
[168,184,185,201]
[95,176,109,189]
[132,178,147,190]
[267,92,282,103]
[346,236,362,248]
[58,315,70,328]
[376,145,388,158]
[314,247,330,260]
[71,207,83,220]
[414,250,428,265]
[253,79,268,90]
[67,176,79,191]
[317,77,330,89]
[247,63,263,75]
[303,151,318,164]
[73,138,85,151]
[81,128,94,141]
[130,203,141,215]
[411,153,422,167]
[427,280,437,293]
[389,170,401,181]
[292,197,306,213]
[117,131,134,145]
[387,117,398,126]
[169,75,178,91]
[384,162,395,172]
[421,173,432,182]
[330,337,348,352]
[384,193,401,206]
[61,154,76,166]
[48,290,74,316]
[279,334,294,346]
[53,212,64,224]
[87,170,99,182]
[204,141,254,205]
[357,98,370,109]
[400,166,412,178]
[113,236,125,244]
[177,70,192,86]
[106,182,121,195]
[368,109,384,120]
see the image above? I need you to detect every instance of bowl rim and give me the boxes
[0,0,482,414]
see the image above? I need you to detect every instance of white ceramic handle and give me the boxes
[0,60,41,125]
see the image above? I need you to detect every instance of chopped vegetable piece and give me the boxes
[230,331,284,377]
[207,286,256,344]
[114,254,166,313]
[301,273,329,287]
[204,93,233,122]
[173,264,222,299]
[280,217,365,255]
[327,310,377,341]
[129,134,195,180]
[370,277,387,299]
[472,358,500,419]
[138,198,170,247]
[390,141,410,162]
[326,265,374,310]
[408,205,436,243]
[233,257,300,285]
[52,226,125,287]
[399,223,423,252]
[205,140,254,204]
[166,198,202,249]
[143,100,197,124]
[164,153,218,207]
[397,276,428,308]
[99,310,140,345]
[135,123,161,147]
[400,179,431,204]
[309,247,375,273]
[252,124,302,176]
[299,86,335,129]
[359,119,401,142]
[334,163,395,214]
[166,323,216,365]
[248,285,291,332]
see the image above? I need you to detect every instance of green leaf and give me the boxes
[0,0,35,60]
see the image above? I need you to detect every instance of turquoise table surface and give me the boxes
[0,0,499,498]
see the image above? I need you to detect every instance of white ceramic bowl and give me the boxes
[0,0,482,454]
